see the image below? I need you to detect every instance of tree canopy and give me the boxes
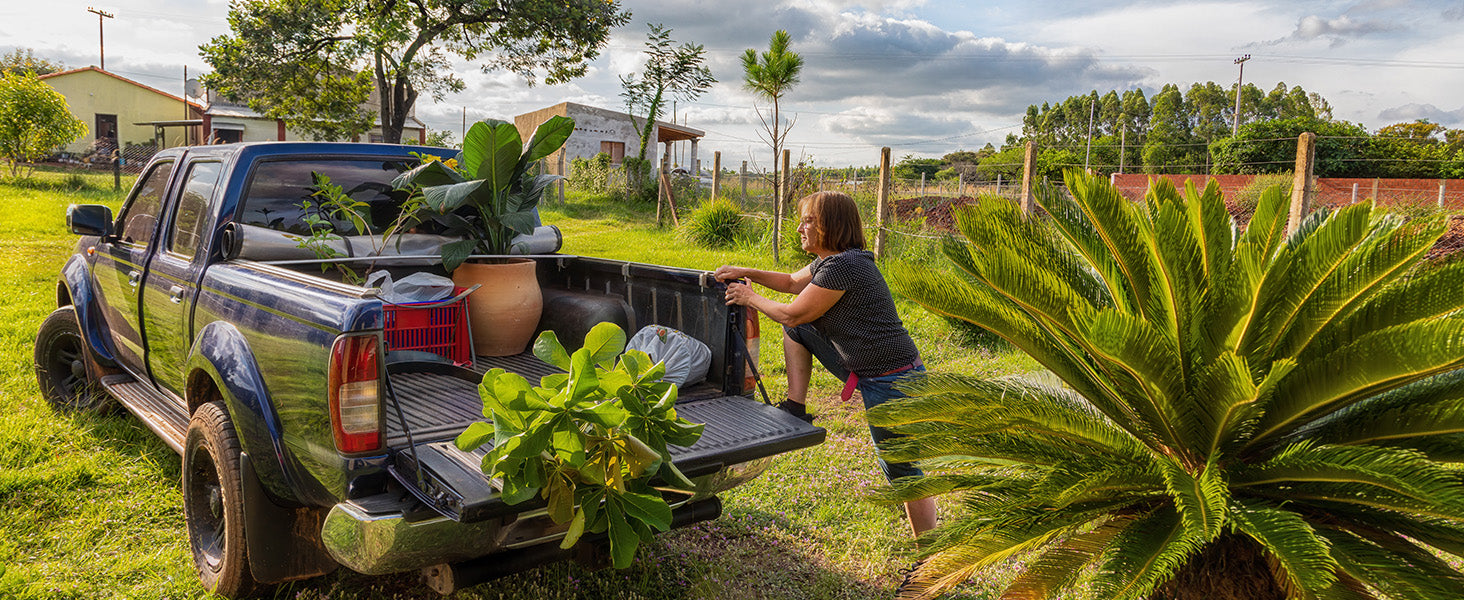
[0,71,86,177]
[0,48,65,76]
[200,0,629,143]
[620,24,715,162]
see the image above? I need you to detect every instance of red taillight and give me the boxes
[329,334,382,454]
[743,309,761,394]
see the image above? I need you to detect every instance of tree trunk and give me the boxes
[1148,534,1287,600]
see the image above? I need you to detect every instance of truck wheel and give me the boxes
[34,306,113,413]
[184,401,257,598]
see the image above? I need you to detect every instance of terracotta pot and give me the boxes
[452,258,543,357]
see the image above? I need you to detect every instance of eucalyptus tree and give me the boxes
[201,0,629,143]
[880,171,1464,600]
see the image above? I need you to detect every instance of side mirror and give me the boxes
[67,204,114,237]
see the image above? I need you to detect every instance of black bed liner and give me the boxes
[382,354,825,523]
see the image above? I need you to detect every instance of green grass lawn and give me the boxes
[0,174,1037,599]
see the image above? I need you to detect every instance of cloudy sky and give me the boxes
[4,0,1463,167]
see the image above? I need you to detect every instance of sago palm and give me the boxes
[876,171,1464,600]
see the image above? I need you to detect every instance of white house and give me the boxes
[202,89,428,144]
[513,102,704,176]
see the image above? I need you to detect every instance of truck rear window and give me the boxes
[239,159,415,235]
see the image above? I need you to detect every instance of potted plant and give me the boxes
[394,115,574,356]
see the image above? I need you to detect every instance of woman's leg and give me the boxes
[784,330,813,405]
[904,497,937,536]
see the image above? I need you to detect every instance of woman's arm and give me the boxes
[713,264,813,295]
[725,281,843,327]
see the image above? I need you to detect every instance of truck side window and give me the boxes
[116,161,175,246]
[169,162,223,258]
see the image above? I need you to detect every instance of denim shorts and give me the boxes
[785,324,924,482]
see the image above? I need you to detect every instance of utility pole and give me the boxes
[1232,54,1251,136]
[87,7,114,71]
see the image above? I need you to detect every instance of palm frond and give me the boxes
[1089,506,1206,600]
[1278,214,1446,361]
[1306,258,1464,360]
[1000,516,1132,600]
[1240,201,1375,366]
[1299,369,1464,451]
[1249,319,1464,446]
[1228,498,1338,593]
[899,511,1106,600]
[1159,457,1228,540]
[1036,177,1137,314]
[1319,528,1464,600]
[1236,185,1291,264]
[1234,443,1464,516]
[1057,170,1166,326]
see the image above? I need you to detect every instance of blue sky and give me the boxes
[4,0,1463,168]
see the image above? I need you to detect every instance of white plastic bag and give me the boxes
[626,325,713,386]
[366,271,455,304]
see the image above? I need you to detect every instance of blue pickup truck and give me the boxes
[35,142,823,597]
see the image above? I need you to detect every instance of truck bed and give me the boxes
[384,352,728,447]
[383,353,825,524]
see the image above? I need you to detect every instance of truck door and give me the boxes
[143,160,223,399]
[93,159,175,376]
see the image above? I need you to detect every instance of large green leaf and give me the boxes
[420,179,487,213]
[532,330,572,371]
[392,159,465,189]
[481,121,523,196]
[582,322,628,368]
[522,115,575,165]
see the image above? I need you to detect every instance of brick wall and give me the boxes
[1109,173,1464,209]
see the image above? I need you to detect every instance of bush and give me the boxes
[568,152,617,196]
[681,198,746,248]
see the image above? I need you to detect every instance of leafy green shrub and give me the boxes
[456,323,704,568]
[569,152,617,196]
[1230,172,1291,219]
[681,198,745,248]
[881,171,1464,599]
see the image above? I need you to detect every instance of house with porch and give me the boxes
[202,88,428,145]
[39,66,203,157]
[513,102,704,176]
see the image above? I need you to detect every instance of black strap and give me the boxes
[730,312,773,406]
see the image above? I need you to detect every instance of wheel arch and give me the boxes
[186,321,301,504]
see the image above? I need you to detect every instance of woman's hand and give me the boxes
[724,282,759,306]
[713,265,750,282]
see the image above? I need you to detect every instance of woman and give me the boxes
[714,190,936,536]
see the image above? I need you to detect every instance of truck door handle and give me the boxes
[128,270,142,287]
[169,285,185,304]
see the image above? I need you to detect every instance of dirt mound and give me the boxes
[892,196,979,232]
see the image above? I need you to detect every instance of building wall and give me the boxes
[514,102,656,175]
[43,69,198,153]
[206,116,425,144]
[1110,173,1464,209]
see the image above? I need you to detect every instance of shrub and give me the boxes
[880,171,1464,600]
[681,198,745,248]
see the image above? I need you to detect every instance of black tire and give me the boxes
[33,306,113,413]
[183,401,257,598]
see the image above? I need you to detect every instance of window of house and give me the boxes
[600,141,625,164]
[169,162,223,258]
[115,161,175,246]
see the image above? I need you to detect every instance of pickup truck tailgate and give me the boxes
[388,394,824,523]
[383,349,826,523]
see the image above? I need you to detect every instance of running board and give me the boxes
[100,374,189,454]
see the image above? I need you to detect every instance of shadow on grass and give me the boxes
[260,506,890,600]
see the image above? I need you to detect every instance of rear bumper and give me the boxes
[321,459,772,575]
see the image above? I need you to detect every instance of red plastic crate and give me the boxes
[383,287,473,366]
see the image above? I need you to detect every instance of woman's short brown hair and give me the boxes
[799,191,865,252]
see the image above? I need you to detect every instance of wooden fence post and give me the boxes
[740,160,748,202]
[1020,140,1037,214]
[557,151,566,205]
[712,151,721,202]
[1287,132,1317,236]
[875,147,891,258]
